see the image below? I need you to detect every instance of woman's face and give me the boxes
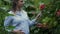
[17,0,24,7]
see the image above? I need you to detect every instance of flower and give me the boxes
[56,9,60,16]
[39,3,45,10]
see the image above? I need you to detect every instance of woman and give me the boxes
[4,0,42,34]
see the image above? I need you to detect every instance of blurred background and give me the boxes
[0,0,60,34]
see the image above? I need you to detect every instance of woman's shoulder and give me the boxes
[7,11,14,16]
[8,11,14,14]
[5,16,13,20]
[5,11,14,18]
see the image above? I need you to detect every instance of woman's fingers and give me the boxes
[12,30,25,34]
[36,23,43,28]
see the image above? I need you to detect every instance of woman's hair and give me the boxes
[12,0,19,12]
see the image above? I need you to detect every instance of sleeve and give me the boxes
[4,16,13,26]
[27,18,37,26]
[24,11,37,26]
[4,16,13,32]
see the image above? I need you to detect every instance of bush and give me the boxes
[0,0,60,34]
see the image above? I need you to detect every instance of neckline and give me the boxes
[8,10,23,16]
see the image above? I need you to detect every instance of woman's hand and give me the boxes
[36,23,43,28]
[12,30,25,34]
[36,23,48,29]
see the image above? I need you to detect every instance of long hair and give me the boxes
[12,0,19,12]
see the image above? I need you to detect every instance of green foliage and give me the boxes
[0,0,60,34]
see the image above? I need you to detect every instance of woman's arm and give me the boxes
[23,11,37,26]
[23,10,40,26]
[4,16,13,32]
[27,18,37,26]
[28,11,42,26]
